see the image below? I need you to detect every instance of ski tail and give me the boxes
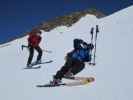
[36,83,66,87]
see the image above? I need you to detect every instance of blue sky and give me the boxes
[0,0,133,44]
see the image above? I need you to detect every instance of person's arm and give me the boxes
[82,41,88,47]
[27,36,31,47]
[82,41,90,50]
[38,36,42,44]
[67,50,74,57]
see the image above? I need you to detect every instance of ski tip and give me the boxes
[80,77,95,85]
[41,60,53,64]
[87,77,95,83]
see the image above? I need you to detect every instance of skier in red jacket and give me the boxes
[27,30,43,67]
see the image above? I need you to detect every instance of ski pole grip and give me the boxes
[21,45,29,50]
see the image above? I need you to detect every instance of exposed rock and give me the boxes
[37,8,105,32]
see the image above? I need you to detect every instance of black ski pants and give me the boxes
[54,56,85,80]
[27,46,42,65]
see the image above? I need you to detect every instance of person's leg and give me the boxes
[35,46,42,62]
[70,61,85,75]
[27,46,34,66]
[54,57,73,80]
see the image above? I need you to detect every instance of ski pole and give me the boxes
[21,45,52,53]
[90,27,94,44]
[21,45,29,51]
[90,27,94,56]
[93,25,99,65]
[89,27,95,65]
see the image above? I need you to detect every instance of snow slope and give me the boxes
[0,5,133,100]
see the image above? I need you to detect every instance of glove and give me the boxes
[83,42,88,46]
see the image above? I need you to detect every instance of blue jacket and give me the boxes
[71,47,91,62]
[67,39,93,62]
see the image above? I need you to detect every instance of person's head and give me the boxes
[88,43,94,50]
[30,29,42,35]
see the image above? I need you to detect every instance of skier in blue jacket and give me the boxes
[51,38,94,85]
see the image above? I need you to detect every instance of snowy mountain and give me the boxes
[0,5,133,100]
[38,8,105,32]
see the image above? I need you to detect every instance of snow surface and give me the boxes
[0,5,133,100]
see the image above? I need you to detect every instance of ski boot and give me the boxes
[26,63,32,68]
[50,78,62,86]
[33,60,42,65]
[64,70,74,79]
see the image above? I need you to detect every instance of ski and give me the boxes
[36,76,95,87]
[24,66,41,69]
[24,60,53,69]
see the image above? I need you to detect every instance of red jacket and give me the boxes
[28,34,41,47]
